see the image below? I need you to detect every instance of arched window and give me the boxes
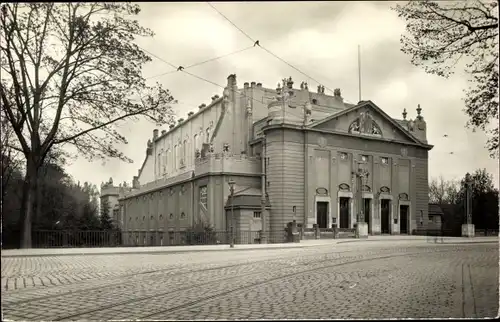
[173,145,177,170]
[157,152,162,176]
[167,150,170,173]
[182,140,187,166]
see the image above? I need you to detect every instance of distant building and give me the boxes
[102,74,433,244]
[100,178,132,229]
[428,203,444,231]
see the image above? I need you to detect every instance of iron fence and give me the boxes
[474,229,499,237]
[2,229,289,249]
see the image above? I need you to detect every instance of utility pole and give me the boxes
[228,179,235,248]
[358,45,362,102]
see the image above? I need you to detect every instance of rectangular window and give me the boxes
[361,155,368,162]
[200,185,208,209]
[381,157,389,165]
[339,152,348,161]
[253,211,261,219]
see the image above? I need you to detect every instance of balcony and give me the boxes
[195,153,262,176]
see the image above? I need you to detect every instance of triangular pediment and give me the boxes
[310,101,422,145]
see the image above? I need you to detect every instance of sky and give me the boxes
[63,1,499,190]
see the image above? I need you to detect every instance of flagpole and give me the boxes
[358,45,361,102]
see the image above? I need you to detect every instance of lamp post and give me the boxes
[354,164,369,223]
[465,173,473,226]
[228,179,235,248]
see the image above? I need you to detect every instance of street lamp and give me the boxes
[228,179,235,248]
[465,172,473,226]
[354,164,369,223]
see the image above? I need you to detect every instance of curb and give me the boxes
[0,242,336,258]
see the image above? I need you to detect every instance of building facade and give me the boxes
[100,74,433,244]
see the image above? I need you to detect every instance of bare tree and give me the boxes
[1,113,22,205]
[429,176,460,204]
[393,1,499,157]
[0,3,176,248]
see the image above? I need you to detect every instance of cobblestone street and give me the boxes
[1,240,498,320]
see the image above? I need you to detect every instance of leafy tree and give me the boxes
[100,198,113,230]
[457,168,499,230]
[393,1,499,157]
[186,219,218,245]
[0,3,176,247]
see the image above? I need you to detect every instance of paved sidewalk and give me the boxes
[1,235,497,258]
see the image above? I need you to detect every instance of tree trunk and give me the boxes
[20,159,38,249]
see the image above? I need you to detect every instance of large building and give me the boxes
[101,74,433,245]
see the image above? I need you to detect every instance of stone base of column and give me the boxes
[461,224,475,238]
[356,222,369,238]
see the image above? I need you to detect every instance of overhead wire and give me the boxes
[146,45,255,80]
[205,2,339,96]
[140,44,308,121]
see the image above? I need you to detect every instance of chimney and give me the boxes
[244,82,249,89]
[161,130,166,135]
[153,129,158,140]
[132,176,139,189]
[251,81,256,88]
[256,83,262,88]
[188,111,194,117]
[227,74,237,88]
[333,88,343,102]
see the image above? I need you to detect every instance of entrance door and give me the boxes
[339,198,350,229]
[400,205,409,234]
[316,202,328,229]
[364,198,371,233]
[381,199,391,234]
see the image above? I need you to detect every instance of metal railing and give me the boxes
[2,229,289,249]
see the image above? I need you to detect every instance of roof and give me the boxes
[428,204,444,216]
[309,100,427,147]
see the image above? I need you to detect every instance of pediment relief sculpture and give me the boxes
[348,111,382,137]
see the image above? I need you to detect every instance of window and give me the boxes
[181,212,186,219]
[340,152,348,160]
[361,155,368,162]
[157,152,162,175]
[167,150,169,174]
[173,145,177,170]
[182,140,187,166]
[206,128,210,143]
[142,216,145,221]
[253,211,261,219]
[381,157,389,165]
[150,215,154,221]
[312,99,318,104]
[200,185,208,208]
[159,214,163,220]
[169,213,173,219]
